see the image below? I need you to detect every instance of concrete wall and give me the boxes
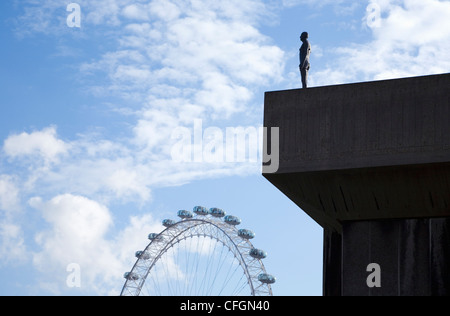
[263,73,450,230]
[264,73,450,174]
[341,218,450,296]
[263,74,450,295]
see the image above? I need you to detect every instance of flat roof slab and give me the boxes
[263,73,450,230]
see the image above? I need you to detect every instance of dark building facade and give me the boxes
[263,73,450,295]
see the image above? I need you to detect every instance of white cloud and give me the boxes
[6,0,283,294]
[0,222,26,266]
[122,4,151,21]
[30,195,113,244]
[72,0,284,114]
[104,162,152,201]
[3,127,69,164]
[282,0,357,11]
[6,0,448,296]
[0,176,26,265]
[312,0,450,86]
[39,157,153,203]
[29,194,162,295]
[16,0,448,207]
[148,0,181,21]
[0,175,20,214]
[66,0,284,196]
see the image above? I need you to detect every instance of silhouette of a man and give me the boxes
[299,32,311,89]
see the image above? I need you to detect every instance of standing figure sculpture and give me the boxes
[299,32,311,89]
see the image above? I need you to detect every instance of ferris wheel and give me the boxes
[120,206,276,296]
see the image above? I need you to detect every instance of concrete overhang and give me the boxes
[263,73,450,232]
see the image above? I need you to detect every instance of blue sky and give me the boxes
[1,0,449,296]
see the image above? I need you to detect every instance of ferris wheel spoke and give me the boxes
[232,273,251,296]
[206,241,230,295]
[146,266,161,295]
[188,235,204,295]
[181,238,193,294]
[173,244,183,296]
[197,237,216,296]
[185,237,201,296]
[218,255,243,295]
[161,250,176,295]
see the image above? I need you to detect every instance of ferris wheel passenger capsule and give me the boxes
[210,207,226,218]
[258,273,276,284]
[224,215,241,226]
[238,229,255,240]
[249,248,267,259]
[124,272,139,281]
[135,251,151,260]
[178,210,193,219]
[148,233,163,242]
[162,219,176,227]
[193,206,209,216]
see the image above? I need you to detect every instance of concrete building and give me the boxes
[263,73,450,296]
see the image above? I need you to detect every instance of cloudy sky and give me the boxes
[1,0,449,296]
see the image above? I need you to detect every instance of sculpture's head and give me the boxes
[300,32,308,41]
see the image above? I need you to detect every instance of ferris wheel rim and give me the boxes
[146,218,257,295]
[120,210,275,296]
